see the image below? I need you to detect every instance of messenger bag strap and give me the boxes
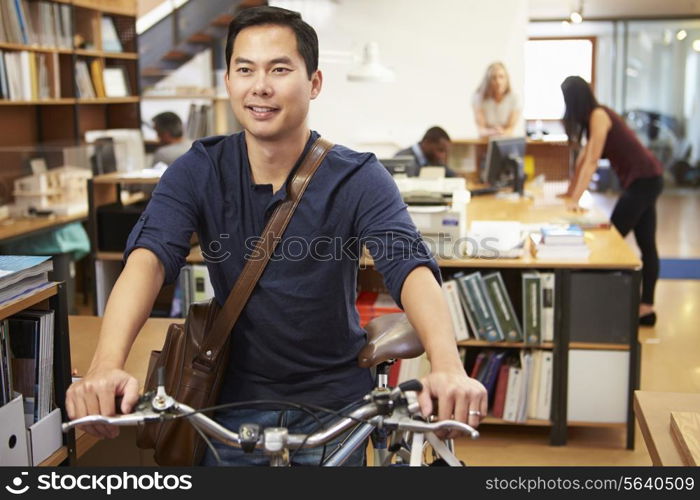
[194,137,334,369]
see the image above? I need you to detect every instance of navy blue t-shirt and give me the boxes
[125,131,441,408]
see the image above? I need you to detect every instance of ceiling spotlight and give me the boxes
[693,39,700,52]
[570,11,583,24]
[677,30,688,41]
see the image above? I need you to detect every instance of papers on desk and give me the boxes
[120,165,167,178]
[468,221,526,259]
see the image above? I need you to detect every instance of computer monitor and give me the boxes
[380,156,419,177]
[482,137,526,194]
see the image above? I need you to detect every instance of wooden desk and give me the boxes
[68,315,181,390]
[0,212,88,245]
[634,391,700,466]
[361,193,641,447]
[362,195,640,270]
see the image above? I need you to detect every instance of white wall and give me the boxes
[276,0,528,154]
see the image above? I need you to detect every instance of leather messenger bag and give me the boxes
[136,138,334,465]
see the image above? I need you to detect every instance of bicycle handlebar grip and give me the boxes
[398,379,423,393]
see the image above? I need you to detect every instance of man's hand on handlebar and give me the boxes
[418,368,487,439]
[65,368,140,439]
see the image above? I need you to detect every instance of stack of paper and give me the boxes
[0,256,53,306]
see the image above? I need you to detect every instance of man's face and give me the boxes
[224,24,322,143]
[422,138,450,165]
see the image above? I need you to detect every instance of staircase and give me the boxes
[138,0,266,90]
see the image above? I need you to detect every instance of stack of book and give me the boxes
[449,271,522,343]
[0,256,53,307]
[2,310,55,425]
[470,349,553,422]
[530,224,590,260]
[0,0,72,48]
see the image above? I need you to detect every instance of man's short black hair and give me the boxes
[225,6,319,79]
[421,126,451,143]
[152,112,183,138]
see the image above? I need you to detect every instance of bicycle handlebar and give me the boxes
[62,382,480,451]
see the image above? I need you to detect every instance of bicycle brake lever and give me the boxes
[383,415,479,439]
[61,407,170,432]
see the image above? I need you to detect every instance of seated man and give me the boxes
[395,126,456,177]
[151,112,191,167]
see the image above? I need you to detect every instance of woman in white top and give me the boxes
[472,62,520,138]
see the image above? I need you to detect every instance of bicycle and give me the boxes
[63,313,480,466]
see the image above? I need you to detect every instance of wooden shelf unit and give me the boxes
[359,194,642,448]
[0,0,140,148]
[0,0,140,220]
[0,282,76,466]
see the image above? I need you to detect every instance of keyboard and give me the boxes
[469,186,499,196]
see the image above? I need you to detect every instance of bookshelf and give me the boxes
[0,282,75,465]
[358,194,642,448]
[0,0,140,152]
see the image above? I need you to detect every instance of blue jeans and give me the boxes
[200,407,367,466]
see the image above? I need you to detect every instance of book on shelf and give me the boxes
[90,58,106,98]
[469,350,490,379]
[540,272,555,343]
[0,1,71,48]
[6,310,54,424]
[0,255,53,306]
[0,320,13,406]
[482,272,522,342]
[442,280,469,341]
[526,349,542,420]
[522,272,542,345]
[491,360,510,418]
[481,350,508,407]
[75,59,96,98]
[517,349,533,422]
[0,51,9,99]
[536,350,553,420]
[397,352,430,385]
[186,103,213,139]
[103,66,130,97]
[502,360,523,422]
[176,264,214,315]
[454,272,503,342]
[101,16,123,52]
[5,310,54,425]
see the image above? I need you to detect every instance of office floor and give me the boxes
[454,186,700,466]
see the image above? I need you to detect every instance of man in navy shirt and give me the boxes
[66,6,486,466]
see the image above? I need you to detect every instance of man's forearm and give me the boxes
[88,248,165,373]
[400,266,464,373]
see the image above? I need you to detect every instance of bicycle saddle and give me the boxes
[357,313,424,368]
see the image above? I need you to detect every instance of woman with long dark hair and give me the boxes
[560,76,663,326]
